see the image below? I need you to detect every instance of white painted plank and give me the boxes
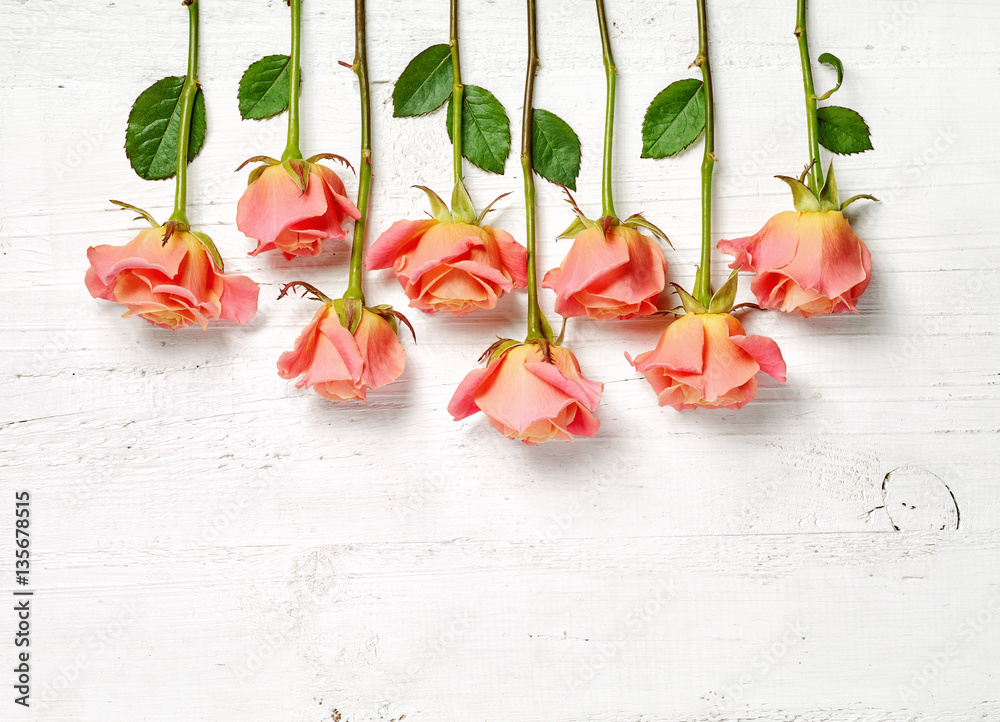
[2,0,999,719]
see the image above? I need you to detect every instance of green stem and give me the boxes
[521,0,544,341]
[795,0,823,194]
[692,0,715,308]
[449,0,464,184]
[169,0,199,225]
[344,0,370,303]
[595,0,617,219]
[282,0,303,161]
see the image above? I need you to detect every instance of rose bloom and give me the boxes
[543,224,667,320]
[449,342,602,445]
[277,304,405,402]
[366,219,527,316]
[718,210,871,318]
[627,312,786,411]
[85,226,259,330]
[237,162,360,260]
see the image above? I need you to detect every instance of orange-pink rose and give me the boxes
[85,225,259,330]
[277,304,406,402]
[449,342,603,445]
[237,161,360,260]
[627,312,785,410]
[543,223,667,320]
[366,219,528,316]
[719,210,871,318]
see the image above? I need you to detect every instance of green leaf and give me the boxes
[815,52,844,101]
[640,78,706,159]
[817,105,873,155]
[238,54,292,120]
[446,85,511,175]
[125,76,206,181]
[392,44,454,117]
[531,108,581,190]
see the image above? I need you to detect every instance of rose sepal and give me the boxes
[779,161,880,213]
[671,283,708,315]
[450,178,477,224]
[109,200,160,228]
[191,231,225,271]
[707,266,740,314]
[479,338,523,363]
[368,303,417,341]
[622,212,672,247]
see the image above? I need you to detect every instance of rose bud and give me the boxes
[85,205,259,330]
[365,183,527,316]
[449,340,603,445]
[277,292,409,403]
[627,308,786,411]
[543,212,668,321]
[237,155,361,260]
[718,163,876,318]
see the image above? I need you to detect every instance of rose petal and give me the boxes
[542,225,629,300]
[354,309,406,390]
[277,306,330,380]
[448,364,499,420]
[305,313,365,388]
[784,211,869,299]
[731,334,787,383]
[236,164,329,246]
[491,227,528,288]
[696,314,759,402]
[86,228,187,285]
[630,314,705,374]
[219,273,260,324]
[366,219,438,271]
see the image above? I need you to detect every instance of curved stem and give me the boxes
[450,0,464,184]
[169,0,199,225]
[595,0,617,219]
[692,0,716,307]
[344,0,370,303]
[282,0,303,161]
[795,0,823,194]
[521,0,544,341]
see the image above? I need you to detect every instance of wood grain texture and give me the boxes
[1,0,998,720]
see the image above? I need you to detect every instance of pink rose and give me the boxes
[719,162,875,318]
[449,342,603,445]
[366,218,528,316]
[718,210,871,318]
[237,160,361,260]
[627,312,785,410]
[85,224,259,330]
[277,303,406,402]
[543,223,667,320]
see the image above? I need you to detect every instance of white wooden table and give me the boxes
[2,0,997,719]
